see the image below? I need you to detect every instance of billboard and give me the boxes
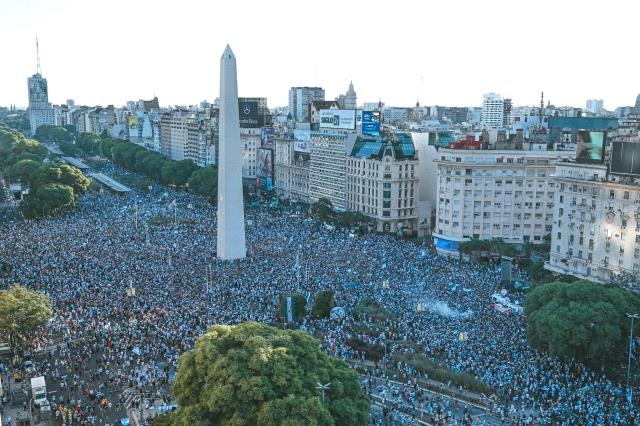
[576,130,605,164]
[362,111,381,136]
[319,109,356,130]
[293,129,310,142]
[294,140,310,153]
[256,148,273,190]
[238,100,259,128]
[261,127,276,149]
[28,78,48,104]
[610,142,640,176]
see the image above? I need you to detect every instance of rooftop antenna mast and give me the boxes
[36,37,41,75]
[539,91,544,126]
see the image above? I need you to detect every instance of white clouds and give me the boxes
[0,0,638,109]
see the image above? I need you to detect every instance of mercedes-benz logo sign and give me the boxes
[242,104,251,115]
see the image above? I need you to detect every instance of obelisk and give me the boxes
[217,44,246,260]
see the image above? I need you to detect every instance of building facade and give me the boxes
[433,149,574,255]
[274,137,310,203]
[481,93,511,129]
[346,133,419,233]
[547,162,640,282]
[309,131,353,211]
[160,111,215,166]
[289,87,325,122]
[27,73,54,135]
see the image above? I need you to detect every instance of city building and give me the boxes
[308,131,355,211]
[432,148,574,256]
[336,81,357,110]
[139,97,160,112]
[27,72,54,134]
[241,128,260,178]
[160,111,215,166]
[309,100,340,127]
[274,136,310,203]
[586,99,604,114]
[363,101,384,112]
[547,161,640,282]
[346,133,419,234]
[288,87,325,122]
[480,93,511,129]
[382,107,410,124]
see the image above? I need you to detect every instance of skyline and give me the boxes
[1,0,639,109]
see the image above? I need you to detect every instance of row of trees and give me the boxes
[311,198,372,229]
[459,238,520,258]
[1,125,90,218]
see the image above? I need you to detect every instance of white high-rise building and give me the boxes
[288,87,325,122]
[433,148,574,256]
[547,162,640,282]
[481,93,511,129]
[217,44,246,260]
[309,131,355,211]
[586,99,604,114]
[27,40,54,135]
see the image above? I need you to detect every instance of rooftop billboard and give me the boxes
[319,109,356,130]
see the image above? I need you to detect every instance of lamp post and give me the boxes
[627,313,639,397]
[315,382,331,404]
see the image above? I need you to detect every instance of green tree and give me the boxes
[312,290,336,319]
[525,280,640,366]
[354,298,393,322]
[7,159,41,183]
[188,166,218,200]
[0,284,52,353]
[164,322,369,426]
[311,198,334,220]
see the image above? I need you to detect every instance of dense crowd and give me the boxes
[0,168,637,425]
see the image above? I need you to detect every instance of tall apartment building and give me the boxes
[433,149,574,256]
[160,111,215,166]
[308,131,355,211]
[585,99,604,114]
[289,87,325,122]
[336,81,357,110]
[241,128,260,178]
[481,93,511,129]
[346,133,419,234]
[547,162,640,282]
[27,73,54,135]
[274,137,310,203]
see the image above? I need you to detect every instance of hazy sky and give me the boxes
[1,0,638,109]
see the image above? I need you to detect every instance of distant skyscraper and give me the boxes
[288,87,325,122]
[344,81,357,110]
[217,45,246,260]
[481,93,510,129]
[586,99,604,114]
[635,94,640,110]
[27,38,54,135]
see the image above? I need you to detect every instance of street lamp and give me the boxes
[315,382,331,404]
[627,313,639,397]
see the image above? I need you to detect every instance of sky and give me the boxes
[1,0,639,110]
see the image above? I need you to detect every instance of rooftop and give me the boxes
[350,133,415,160]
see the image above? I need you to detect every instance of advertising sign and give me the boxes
[261,127,276,149]
[294,140,310,153]
[238,100,259,128]
[362,111,381,136]
[293,129,310,142]
[610,141,640,176]
[319,109,356,130]
[256,148,273,190]
[576,130,605,164]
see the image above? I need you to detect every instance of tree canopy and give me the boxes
[312,290,336,319]
[311,198,334,220]
[163,322,369,426]
[0,284,52,352]
[188,165,218,200]
[525,280,640,366]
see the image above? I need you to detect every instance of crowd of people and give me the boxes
[0,167,638,425]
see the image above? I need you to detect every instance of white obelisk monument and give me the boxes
[217,45,246,260]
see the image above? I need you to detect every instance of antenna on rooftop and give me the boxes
[539,91,544,125]
[36,37,41,75]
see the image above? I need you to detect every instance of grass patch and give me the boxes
[354,298,394,321]
[148,215,195,227]
[392,352,492,394]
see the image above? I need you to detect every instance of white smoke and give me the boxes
[424,300,473,319]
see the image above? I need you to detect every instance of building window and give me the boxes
[383,191,391,199]
[382,210,390,217]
